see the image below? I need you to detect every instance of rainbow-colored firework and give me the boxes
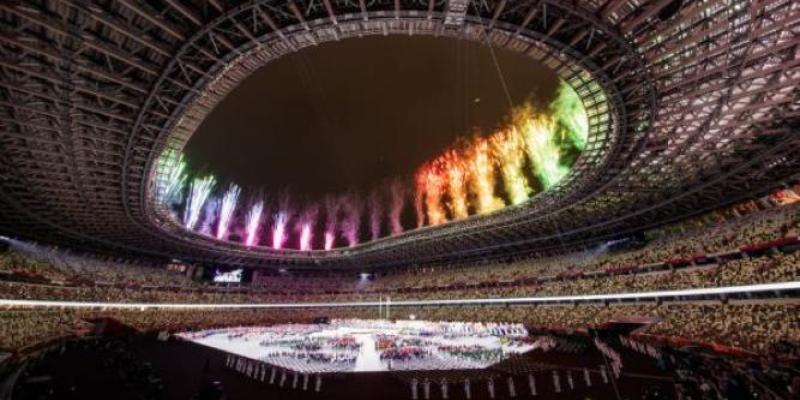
[170,81,588,250]
[415,82,587,222]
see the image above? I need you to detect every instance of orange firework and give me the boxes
[491,126,531,205]
[421,162,448,225]
[443,150,469,219]
[468,136,504,214]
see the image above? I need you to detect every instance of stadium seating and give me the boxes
[0,199,798,356]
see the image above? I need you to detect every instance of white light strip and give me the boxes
[0,282,797,310]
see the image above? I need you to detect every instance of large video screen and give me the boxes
[213,268,243,283]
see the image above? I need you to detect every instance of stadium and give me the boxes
[0,0,798,399]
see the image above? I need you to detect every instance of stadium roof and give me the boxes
[1,0,798,269]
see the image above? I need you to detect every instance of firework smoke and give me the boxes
[216,184,241,240]
[414,177,426,228]
[183,175,216,230]
[340,194,362,247]
[388,180,406,235]
[368,189,383,240]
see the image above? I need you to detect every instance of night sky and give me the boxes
[185,35,558,200]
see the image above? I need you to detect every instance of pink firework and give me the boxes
[272,212,287,250]
[299,223,313,251]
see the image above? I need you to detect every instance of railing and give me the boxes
[1,281,798,310]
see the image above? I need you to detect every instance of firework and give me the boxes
[244,200,264,247]
[443,150,469,219]
[297,204,319,251]
[550,82,589,151]
[323,195,340,250]
[468,137,504,214]
[520,112,568,189]
[324,232,335,251]
[160,150,187,205]
[272,212,288,250]
[418,161,447,225]
[183,175,216,230]
[171,81,589,244]
[216,184,241,240]
[492,128,530,205]
[299,223,313,251]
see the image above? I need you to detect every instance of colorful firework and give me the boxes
[244,200,263,247]
[492,128,530,205]
[418,161,447,225]
[160,150,187,205]
[172,81,588,249]
[183,175,216,230]
[216,184,241,240]
[468,136,505,214]
[519,111,568,189]
[443,150,469,219]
